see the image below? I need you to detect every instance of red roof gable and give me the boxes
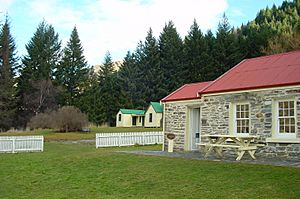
[161,81,212,102]
[200,50,300,95]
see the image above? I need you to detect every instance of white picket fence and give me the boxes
[96,132,163,148]
[0,136,44,153]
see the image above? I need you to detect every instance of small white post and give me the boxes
[168,139,174,153]
[166,133,175,153]
[12,137,15,153]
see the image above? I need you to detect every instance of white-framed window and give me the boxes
[149,113,153,123]
[234,103,250,135]
[276,100,296,138]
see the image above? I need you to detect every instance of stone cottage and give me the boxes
[161,51,300,160]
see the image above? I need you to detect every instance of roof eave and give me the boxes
[200,82,300,96]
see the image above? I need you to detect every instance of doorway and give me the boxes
[132,116,137,126]
[189,108,201,150]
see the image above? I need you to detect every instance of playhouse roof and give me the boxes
[119,109,145,115]
[150,102,163,113]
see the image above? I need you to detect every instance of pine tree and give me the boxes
[21,20,61,80]
[117,51,138,109]
[56,26,88,106]
[0,17,19,131]
[96,52,120,126]
[183,19,209,83]
[159,21,184,93]
[135,28,164,107]
[17,20,61,126]
[213,14,243,77]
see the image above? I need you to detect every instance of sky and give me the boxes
[0,0,286,65]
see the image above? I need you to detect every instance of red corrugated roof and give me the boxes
[161,81,212,102]
[161,50,300,103]
[200,50,300,95]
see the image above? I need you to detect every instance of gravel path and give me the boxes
[117,150,300,168]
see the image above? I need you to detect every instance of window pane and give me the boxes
[290,109,294,116]
[237,105,240,111]
[284,101,289,108]
[291,118,295,125]
[241,112,244,118]
[245,127,249,133]
[285,118,290,125]
[245,105,249,111]
[279,125,284,133]
[279,110,283,116]
[245,112,249,118]
[245,120,249,126]
[291,125,295,133]
[279,102,284,108]
[290,101,294,109]
[285,126,290,133]
[284,110,289,116]
[279,118,284,125]
[236,112,240,118]
[237,120,241,127]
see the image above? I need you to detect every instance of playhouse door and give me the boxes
[190,108,200,150]
[132,116,137,126]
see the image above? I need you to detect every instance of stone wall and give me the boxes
[164,103,187,151]
[163,87,300,160]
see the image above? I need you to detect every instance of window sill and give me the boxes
[266,138,300,143]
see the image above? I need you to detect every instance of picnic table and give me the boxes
[197,134,261,161]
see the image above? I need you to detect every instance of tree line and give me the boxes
[0,0,300,131]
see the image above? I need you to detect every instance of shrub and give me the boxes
[28,106,88,132]
[28,112,53,129]
[52,106,88,132]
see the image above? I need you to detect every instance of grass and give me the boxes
[0,127,162,141]
[0,142,299,199]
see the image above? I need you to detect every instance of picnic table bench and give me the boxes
[197,134,263,161]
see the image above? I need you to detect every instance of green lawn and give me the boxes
[0,127,162,141]
[0,142,299,199]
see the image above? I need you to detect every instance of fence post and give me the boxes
[41,136,44,152]
[12,137,15,153]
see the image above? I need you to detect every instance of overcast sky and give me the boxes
[0,0,285,65]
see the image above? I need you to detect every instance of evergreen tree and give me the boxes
[56,26,88,106]
[213,14,243,77]
[17,20,61,127]
[202,30,217,81]
[183,19,209,83]
[21,20,61,81]
[159,21,184,93]
[97,52,121,126]
[0,17,18,131]
[117,51,138,109]
[136,28,164,107]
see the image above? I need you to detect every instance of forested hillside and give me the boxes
[0,0,299,130]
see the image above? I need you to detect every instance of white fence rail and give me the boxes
[0,136,44,153]
[96,132,163,148]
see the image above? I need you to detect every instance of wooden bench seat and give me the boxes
[197,143,240,148]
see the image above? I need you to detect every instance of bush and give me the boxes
[53,106,88,132]
[28,106,88,132]
[28,112,53,129]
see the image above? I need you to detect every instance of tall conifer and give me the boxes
[0,17,18,131]
[56,26,88,106]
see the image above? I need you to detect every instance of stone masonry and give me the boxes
[164,87,300,160]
